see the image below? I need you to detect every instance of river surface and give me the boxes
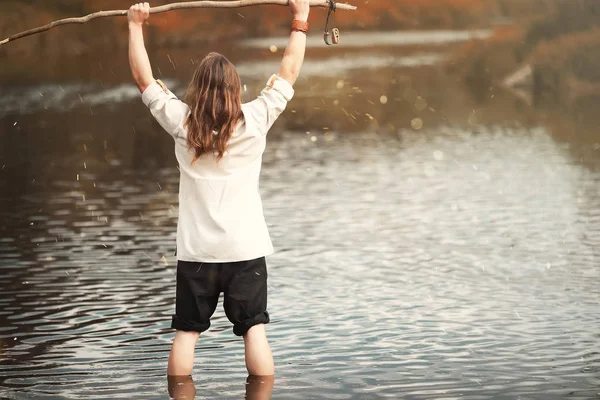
[1,30,600,399]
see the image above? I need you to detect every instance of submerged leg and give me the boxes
[243,324,274,376]
[167,374,196,399]
[245,374,275,400]
[168,330,201,376]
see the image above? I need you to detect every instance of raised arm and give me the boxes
[128,3,154,93]
[278,0,310,86]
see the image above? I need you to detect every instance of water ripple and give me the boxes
[1,123,599,398]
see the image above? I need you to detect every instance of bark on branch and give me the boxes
[0,0,357,47]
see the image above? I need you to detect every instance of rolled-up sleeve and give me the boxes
[244,74,295,136]
[142,80,189,139]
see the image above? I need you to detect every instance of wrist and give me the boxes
[291,19,309,34]
[293,14,309,22]
[128,21,144,29]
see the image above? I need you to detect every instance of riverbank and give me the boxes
[446,0,600,107]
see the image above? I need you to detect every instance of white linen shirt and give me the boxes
[142,75,294,262]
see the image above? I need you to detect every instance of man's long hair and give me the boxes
[184,52,242,163]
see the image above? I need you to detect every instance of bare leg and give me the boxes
[245,374,275,400]
[168,330,201,376]
[243,324,274,376]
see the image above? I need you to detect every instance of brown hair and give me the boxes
[184,52,242,163]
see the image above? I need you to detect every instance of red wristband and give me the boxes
[292,20,309,33]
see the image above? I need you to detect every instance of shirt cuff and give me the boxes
[267,74,295,101]
[141,81,165,107]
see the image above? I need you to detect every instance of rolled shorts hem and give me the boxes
[233,311,270,337]
[171,315,210,333]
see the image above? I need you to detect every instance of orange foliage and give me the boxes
[1,0,489,37]
[0,0,497,59]
[488,25,524,43]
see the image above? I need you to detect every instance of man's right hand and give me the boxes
[289,0,310,21]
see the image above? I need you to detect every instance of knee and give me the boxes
[243,323,266,339]
[175,330,201,344]
[235,312,270,337]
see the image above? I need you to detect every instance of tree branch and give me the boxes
[0,0,357,47]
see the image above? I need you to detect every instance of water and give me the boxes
[1,29,600,399]
[240,30,493,49]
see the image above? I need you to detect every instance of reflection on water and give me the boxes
[167,375,273,400]
[1,27,600,400]
[0,79,179,118]
[241,30,493,49]
[236,53,443,79]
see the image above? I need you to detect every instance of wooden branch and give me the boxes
[0,0,357,47]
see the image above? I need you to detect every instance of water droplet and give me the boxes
[468,110,479,125]
[411,118,423,130]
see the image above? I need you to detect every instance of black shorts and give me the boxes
[171,257,270,336]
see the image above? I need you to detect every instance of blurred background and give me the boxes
[1,1,599,399]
